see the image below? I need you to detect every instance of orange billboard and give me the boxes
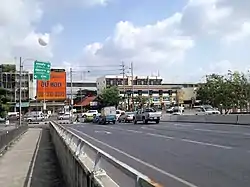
[37,70,66,101]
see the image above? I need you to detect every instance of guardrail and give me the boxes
[0,125,28,154]
[163,114,250,125]
[50,121,163,187]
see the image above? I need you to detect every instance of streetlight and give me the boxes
[18,37,48,127]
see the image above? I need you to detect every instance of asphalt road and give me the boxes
[63,121,250,187]
[0,124,16,133]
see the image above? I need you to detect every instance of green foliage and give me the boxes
[0,88,11,118]
[99,86,121,107]
[134,96,147,105]
[196,71,250,111]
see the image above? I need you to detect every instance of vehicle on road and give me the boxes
[166,106,184,113]
[172,107,183,115]
[98,106,116,125]
[133,108,162,124]
[24,113,45,122]
[82,110,98,118]
[195,105,220,115]
[93,113,101,123]
[118,112,135,123]
[57,113,70,120]
[116,110,125,120]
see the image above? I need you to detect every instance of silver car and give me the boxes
[57,113,70,120]
[24,114,45,122]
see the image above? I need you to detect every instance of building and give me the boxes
[0,64,35,112]
[66,82,97,98]
[96,75,199,108]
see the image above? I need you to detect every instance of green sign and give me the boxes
[34,61,51,80]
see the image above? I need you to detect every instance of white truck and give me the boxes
[133,108,162,124]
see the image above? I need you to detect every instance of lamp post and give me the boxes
[18,37,48,127]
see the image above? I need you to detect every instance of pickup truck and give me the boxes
[133,108,162,124]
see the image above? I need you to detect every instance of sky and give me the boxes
[0,0,250,83]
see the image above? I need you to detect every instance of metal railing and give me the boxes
[50,121,162,187]
[0,125,28,154]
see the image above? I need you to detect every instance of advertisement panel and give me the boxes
[36,70,66,101]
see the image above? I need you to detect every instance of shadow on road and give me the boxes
[25,126,66,187]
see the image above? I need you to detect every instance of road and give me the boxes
[63,121,250,187]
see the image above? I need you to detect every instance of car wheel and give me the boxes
[155,120,159,124]
[133,119,137,124]
[143,118,148,124]
[28,119,32,122]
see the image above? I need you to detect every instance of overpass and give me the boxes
[1,115,250,187]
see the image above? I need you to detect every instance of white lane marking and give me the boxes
[146,133,175,139]
[102,126,143,134]
[69,128,199,187]
[94,130,112,134]
[180,139,232,149]
[194,128,250,136]
[174,124,194,127]
[141,127,232,150]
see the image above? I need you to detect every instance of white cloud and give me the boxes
[0,0,65,68]
[78,13,195,77]
[222,22,250,44]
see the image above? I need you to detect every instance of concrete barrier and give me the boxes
[0,125,28,154]
[162,114,250,125]
[50,121,163,187]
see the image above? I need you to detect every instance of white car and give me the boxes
[82,110,98,118]
[57,113,70,120]
[195,106,220,115]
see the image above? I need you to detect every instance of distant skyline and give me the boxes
[0,0,250,83]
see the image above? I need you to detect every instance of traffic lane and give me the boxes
[67,125,189,187]
[114,122,250,151]
[67,124,250,187]
[161,121,250,133]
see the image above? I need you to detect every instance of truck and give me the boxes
[133,108,162,124]
[98,106,116,125]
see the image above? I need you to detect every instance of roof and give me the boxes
[74,96,97,107]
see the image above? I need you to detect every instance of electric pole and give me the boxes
[121,62,126,110]
[70,68,73,123]
[130,62,134,110]
[19,57,22,127]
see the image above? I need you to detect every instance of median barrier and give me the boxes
[205,115,238,124]
[162,114,250,125]
[49,121,163,187]
[236,115,250,125]
[0,125,28,154]
[177,115,206,123]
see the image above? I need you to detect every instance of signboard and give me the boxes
[36,70,66,101]
[34,61,51,80]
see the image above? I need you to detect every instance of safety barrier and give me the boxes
[0,125,28,154]
[50,121,163,187]
[163,114,250,125]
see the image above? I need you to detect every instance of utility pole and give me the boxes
[121,62,126,110]
[19,57,22,127]
[147,75,150,106]
[70,68,73,123]
[130,62,134,110]
[80,88,83,113]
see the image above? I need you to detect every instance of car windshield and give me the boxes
[204,107,214,111]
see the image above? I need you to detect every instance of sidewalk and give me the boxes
[0,128,41,187]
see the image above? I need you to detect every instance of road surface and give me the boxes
[63,121,250,187]
[0,124,16,133]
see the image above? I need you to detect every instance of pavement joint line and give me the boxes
[68,127,199,187]
[145,133,175,139]
[180,138,232,150]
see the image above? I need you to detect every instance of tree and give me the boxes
[196,71,250,112]
[99,86,121,107]
[0,88,11,118]
[134,96,147,108]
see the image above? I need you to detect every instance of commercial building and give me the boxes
[66,82,97,98]
[96,75,199,107]
[0,64,35,112]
